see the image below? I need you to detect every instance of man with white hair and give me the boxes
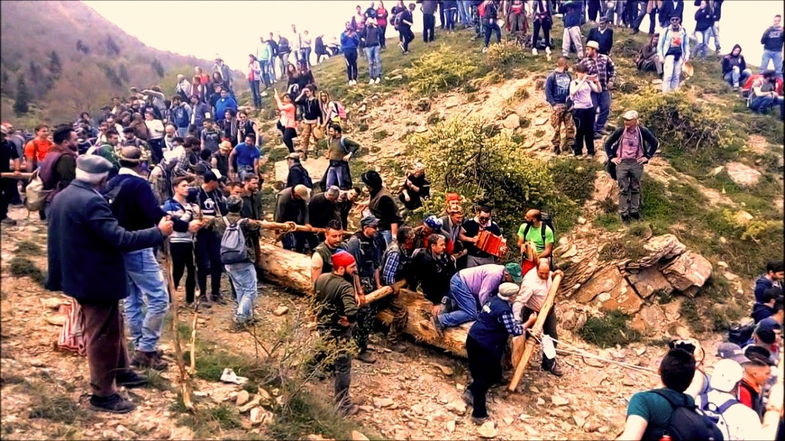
[604,110,659,224]
[46,155,174,413]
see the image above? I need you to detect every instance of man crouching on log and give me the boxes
[314,250,361,416]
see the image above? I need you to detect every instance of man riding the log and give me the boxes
[459,205,502,268]
[311,219,347,283]
[513,258,565,377]
[517,209,554,276]
[313,250,361,416]
[433,262,523,332]
[408,233,457,305]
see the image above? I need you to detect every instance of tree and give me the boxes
[106,36,121,56]
[119,63,130,83]
[151,58,164,77]
[14,76,30,114]
[49,50,62,76]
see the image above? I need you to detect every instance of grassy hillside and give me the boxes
[0,0,241,126]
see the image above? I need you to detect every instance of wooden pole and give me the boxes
[507,273,562,392]
[364,280,407,303]
[162,239,194,410]
[0,172,33,179]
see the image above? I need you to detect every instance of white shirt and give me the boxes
[705,390,765,441]
[513,269,552,321]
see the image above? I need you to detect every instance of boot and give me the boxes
[89,393,136,414]
[356,350,376,364]
[116,370,148,388]
[131,350,168,371]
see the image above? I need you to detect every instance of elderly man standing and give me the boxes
[275,184,311,252]
[47,155,174,413]
[604,110,659,224]
[513,258,565,376]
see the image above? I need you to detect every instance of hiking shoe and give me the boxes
[629,212,641,221]
[212,296,227,306]
[116,370,149,388]
[375,77,381,84]
[131,350,168,371]
[90,393,136,414]
[357,350,377,364]
[340,404,360,416]
[547,363,565,377]
[431,313,444,336]
[462,389,474,407]
[197,296,212,308]
[471,415,489,425]
[389,341,407,353]
[621,214,631,225]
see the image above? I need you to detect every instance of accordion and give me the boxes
[476,230,508,257]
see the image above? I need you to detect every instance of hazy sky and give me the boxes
[84,1,783,69]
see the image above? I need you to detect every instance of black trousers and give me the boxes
[400,27,414,51]
[195,230,223,299]
[532,18,552,47]
[277,122,297,153]
[344,49,358,81]
[423,13,436,42]
[0,178,15,221]
[587,0,601,21]
[466,335,502,418]
[171,241,196,303]
[520,305,558,370]
[572,107,596,155]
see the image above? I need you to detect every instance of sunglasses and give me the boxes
[478,217,490,222]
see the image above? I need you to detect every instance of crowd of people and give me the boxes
[0,1,782,437]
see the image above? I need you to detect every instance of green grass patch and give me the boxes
[14,240,41,256]
[548,158,601,206]
[371,129,389,141]
[269,391,374,440]
[175,404,242,438]
[8,256,46,286]
[680,300,706,334]
[28,393,87,424]
[578,310,642,348]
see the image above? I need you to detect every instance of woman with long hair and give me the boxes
[274,89,297,153]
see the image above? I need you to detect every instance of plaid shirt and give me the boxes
[381,248,401,286]
[501,310,524,336]
[579,54,615,91]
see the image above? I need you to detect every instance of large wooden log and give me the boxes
[256,242,470,357]
[508,273,563,392]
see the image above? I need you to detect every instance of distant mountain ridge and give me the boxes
[0,0,214,126]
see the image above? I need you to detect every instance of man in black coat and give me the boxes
[46,155,174,413]
[285,152,313,189]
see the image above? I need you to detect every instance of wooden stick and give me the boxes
[507,273,563,392]
[189,303,199,375]
[162,239,194,410]
[364,280,407,304]
[0,172,33,179]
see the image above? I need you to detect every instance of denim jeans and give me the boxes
[458,0,472,25]
[325,161,351,189]
[225,261,257,323]
[438,274,479,328]
[692,29,712,59]
[423,13,436,42]
[249,79,261,108]
[123,248,169,353]
[364,45,381,79]
[723,67,752,88]
[591,90,612,132]
[710,23,721,52]
[761,50,783,77]
[483,22,501,47]
[662,55,683,92]
[750,95,785,119]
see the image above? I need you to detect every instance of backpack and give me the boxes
[333,101,347,121]
[522,212,556,244]
[727,322,755,346]
[24,169,51,211]
[651,390,724,441]
[220,219,248,264]
[700,398,739,441]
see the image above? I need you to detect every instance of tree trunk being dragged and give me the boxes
[257,241,314,295]
[256,241,470,357]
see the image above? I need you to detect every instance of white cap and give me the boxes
[623,110,639,120]
[710,359,743,393]
[498,282,519,299]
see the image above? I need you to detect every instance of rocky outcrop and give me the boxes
[725,162,762,187]
[660,251,712,293]
[563,232,713,339]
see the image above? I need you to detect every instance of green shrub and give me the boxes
[409,116,577,241]
[578,310,641,348]
[405,46,478,96]
[485,40,526,68]
[627,90,740,169]
[548,158,601,206]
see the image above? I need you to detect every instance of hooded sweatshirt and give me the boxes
[761,24,784,52]
[722,45,747,75]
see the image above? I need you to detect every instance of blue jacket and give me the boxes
[561,1,582,28]
[657,26,690,60]
[46,180,164,304]
[170,104,191,128]
[545,70,572,105]
[341,31,359,52]
[468,296,516,355]
[215,96,238,121]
